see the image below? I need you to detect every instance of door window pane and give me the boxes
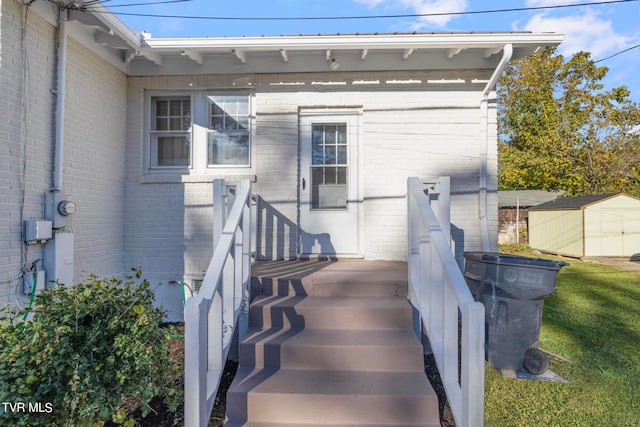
[310,123,348,210]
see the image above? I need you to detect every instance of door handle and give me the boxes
[302,178,306,190]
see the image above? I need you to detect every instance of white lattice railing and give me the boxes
[407,177,485,427]
[184,179,253,427]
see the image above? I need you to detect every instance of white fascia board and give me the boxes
[86,3,141,51]
[140,32,564,54]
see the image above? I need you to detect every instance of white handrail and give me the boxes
[407,177,485,427]
[184,179,253,427]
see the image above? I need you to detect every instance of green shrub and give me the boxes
[0,268,182,426]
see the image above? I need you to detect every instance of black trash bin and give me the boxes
[463,252,567,375]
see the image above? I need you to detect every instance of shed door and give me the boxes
[623,210,640,257]
[599,210,624,256]
[591,209,640,256]
[299,111,359,257]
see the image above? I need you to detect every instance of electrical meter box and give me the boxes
[24,220,53,244]
[45,192,75,229]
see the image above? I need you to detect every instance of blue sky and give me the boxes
[107,0,640,101]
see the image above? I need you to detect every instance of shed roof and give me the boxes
[528,193,640,211]
[498,190,564,208]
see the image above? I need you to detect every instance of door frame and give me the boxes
[298,108,363,258]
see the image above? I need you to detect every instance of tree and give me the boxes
[497,47,640,196]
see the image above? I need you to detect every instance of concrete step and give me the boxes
[240,327,424,371]
[225,367,440,426]
[252,260,408,297]
[225,261,438,426]
[225,422,438,427]
[224,420,440,427]
[249,295,413,330]
[256,279,408,297]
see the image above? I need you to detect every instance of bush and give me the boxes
[0,268,182,426]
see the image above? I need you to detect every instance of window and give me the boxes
[207,95,251,166]
[150,96,191,167]
[147,93,252,173]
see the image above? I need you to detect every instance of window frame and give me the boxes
[148,94,193,170]
[145,91,254,176]
[205,93,253,168]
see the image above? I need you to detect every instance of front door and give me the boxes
[299,110,359,257]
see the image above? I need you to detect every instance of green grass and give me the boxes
[484,246,640,426]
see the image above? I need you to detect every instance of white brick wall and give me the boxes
[1,1,57,308]
[63,37,128,280]
[0,0,127,308]
[2,2,499,321]
[125,70,498,288]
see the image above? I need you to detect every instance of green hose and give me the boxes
[179,281,186,305]
[169,281,187,339]
[22,273,37,322]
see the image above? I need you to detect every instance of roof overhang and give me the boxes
[129,32,564,76]
[29,4,563,77]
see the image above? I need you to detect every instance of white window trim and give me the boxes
[144,91,255,183]
[147,93,193,170]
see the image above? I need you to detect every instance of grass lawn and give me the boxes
[484,246,640,426]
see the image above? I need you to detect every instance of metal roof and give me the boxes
[129,32,563,75]
[29,3,563,76]
[528,193,640,210]
[498,190,564,208]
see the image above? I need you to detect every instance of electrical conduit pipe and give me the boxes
[53,15,68,192]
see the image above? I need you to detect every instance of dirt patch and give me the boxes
[425,354,456,426]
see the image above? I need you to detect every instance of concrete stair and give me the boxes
[224,261,440,427]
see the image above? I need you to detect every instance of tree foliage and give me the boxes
[497,47,640,196]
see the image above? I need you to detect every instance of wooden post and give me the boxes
[462,301,485,427]
[184,297,208,427]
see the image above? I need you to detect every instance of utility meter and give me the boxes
[58,200,76,216]
[45,192,75,229]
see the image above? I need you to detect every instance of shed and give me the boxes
[528,193,640,258]
[498,190,564,244]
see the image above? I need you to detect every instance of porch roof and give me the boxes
[128,31,564,76]
[46,2,563,77]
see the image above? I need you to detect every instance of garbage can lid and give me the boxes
[463,252,568,271]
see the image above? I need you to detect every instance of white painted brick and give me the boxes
[0,0,127,308]
[3,6,499,311]
[125,70,497,272]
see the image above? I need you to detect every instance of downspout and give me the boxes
[43,10,75,287]
[53,14,68,192]
[479,43,512,251]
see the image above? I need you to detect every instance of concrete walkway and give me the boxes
[582,257,640,272]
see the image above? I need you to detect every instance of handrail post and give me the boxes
[239,189,252,346]
[462,301,485,424]
[185,178,253,426]
[406,177,484,427]
[213,179,226,250]
[437,176,451,245]
[184,296,208,427]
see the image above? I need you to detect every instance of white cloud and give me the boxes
[353,0,468,27]
[518,10,632,58]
